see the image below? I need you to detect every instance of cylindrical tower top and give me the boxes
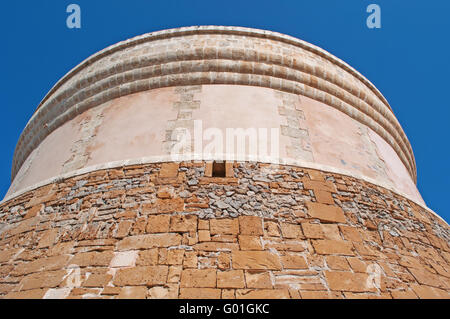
[7,26,420,210]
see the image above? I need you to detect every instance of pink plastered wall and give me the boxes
[7,85,423,206]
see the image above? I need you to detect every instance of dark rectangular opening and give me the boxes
[212,161,226,177]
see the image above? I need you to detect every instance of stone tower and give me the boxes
[0,26,449,299]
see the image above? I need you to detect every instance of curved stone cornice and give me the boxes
[12,26,417,183]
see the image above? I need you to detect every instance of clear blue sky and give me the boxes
[1,1,449,222]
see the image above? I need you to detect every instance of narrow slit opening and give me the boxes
[212,161,226,177]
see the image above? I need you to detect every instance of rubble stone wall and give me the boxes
[0,161,448,299]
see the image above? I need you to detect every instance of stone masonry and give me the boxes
[0,162,448,299]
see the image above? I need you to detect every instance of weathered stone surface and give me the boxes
[157,198,184,213]
[306,202,346,223]
[198,230,211,242]
[0,249,20,263]
[180,269,216,288]
[217,270,245,288]
[390,289,418,299]
[325,271,376,292]
[148,285,178,299]
[303,180,336,193]
[183,251,198,268]
[146,215,171,233]
[321,224,341,240]
[238,216,263,236]
[37,229,59,248]
[326,256,351,271]
[280,223,303,239]
[408,268,449,290]
[300,290,342,299]
[264,221,281,237]
[210,219,239,235]
[245,271,272,289]
[24,205,42,220]
[232,251,282,270]
[68,287,102,298]
[314,190,334,205]
[312,240,355,256]
[410,283,449,299]
[11,255,71,276]
[19,270,67,290]
[236,289,290,299]
[167,249,185,265]
[83,274,113,287]
[179,288,221,299]
[71,251,114,267]
[136,249,159,266]
[168,266,183,283]
[113,266,168,286]
[43,288,71,299]
[159,163,179,178]
[339,225,363,242]
[301,223,324,239]
[109,251,138,268]
[117,234,182,250]
[5,288,48,299]
[170,215,197,232]
[280,253,308,269]
[115,220,133,238]
[118,286,148,299]
[343,292,392,299]
[193,242,239,252]
[238,235,262,250]
[102,286,121,296]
